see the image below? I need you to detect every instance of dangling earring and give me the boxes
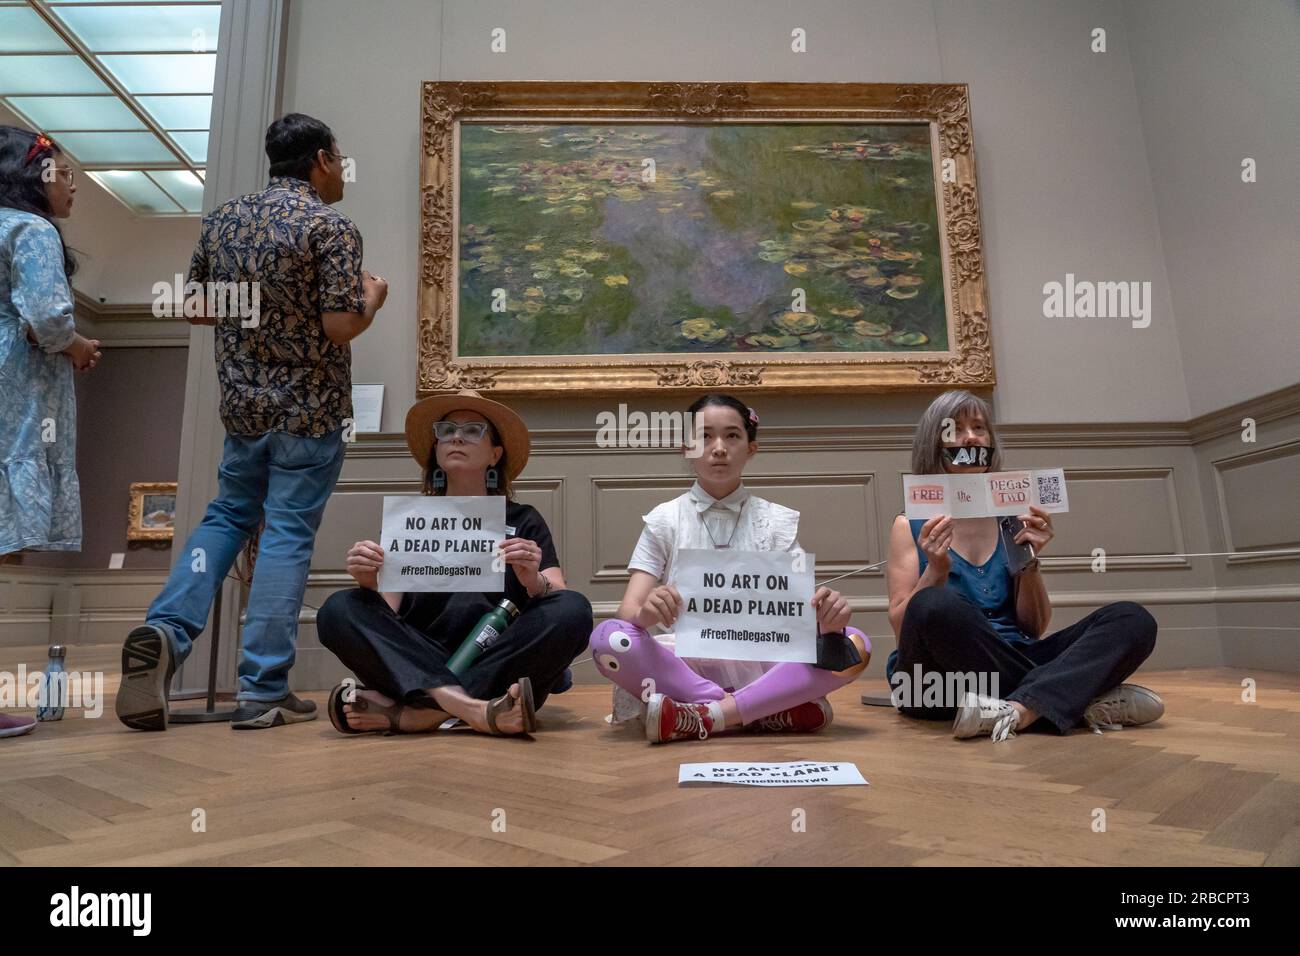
[485,466,499,491]
[431,467,447,492]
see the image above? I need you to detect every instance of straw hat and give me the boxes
[404,389,531,481]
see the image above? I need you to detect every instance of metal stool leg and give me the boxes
[168,590,238,723]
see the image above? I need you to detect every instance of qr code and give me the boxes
[1036,474,1062,506]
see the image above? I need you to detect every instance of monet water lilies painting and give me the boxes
[457,122,944,356]
[421,82,992,393]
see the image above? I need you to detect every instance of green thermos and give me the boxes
[447,598,519,677]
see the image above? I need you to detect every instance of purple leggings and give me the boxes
[590,619,871,725]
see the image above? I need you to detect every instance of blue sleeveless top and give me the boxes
[886,518,1030,681]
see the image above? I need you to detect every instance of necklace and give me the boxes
[701,498,746,550]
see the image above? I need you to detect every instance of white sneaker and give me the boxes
[1083,683,1164,734]
[952,691,1019,741]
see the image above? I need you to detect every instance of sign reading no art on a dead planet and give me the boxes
[377,495,506,592]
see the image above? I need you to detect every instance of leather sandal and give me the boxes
[327,681,407,736]
[484,676,536,735]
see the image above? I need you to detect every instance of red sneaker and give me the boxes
[745,697,833,734]
[645,693,715,743]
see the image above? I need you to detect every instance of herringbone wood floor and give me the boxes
[2,643,1297,866]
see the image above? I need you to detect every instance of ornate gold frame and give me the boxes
[127,482,177,542]
[419,81,992,395]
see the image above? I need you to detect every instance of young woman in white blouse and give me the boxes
[589,394,870,743]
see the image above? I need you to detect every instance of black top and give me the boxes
[398,500,559,636]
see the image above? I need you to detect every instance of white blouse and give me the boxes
[626,481,802,690]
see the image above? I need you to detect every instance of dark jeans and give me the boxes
[895,586,1157,732]
[316,586,593,711]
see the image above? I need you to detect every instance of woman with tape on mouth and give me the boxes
[885,389,1163,741]
[589,393,871,744]
[315,390,593,736]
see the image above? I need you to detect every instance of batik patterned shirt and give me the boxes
[187,176,365,437]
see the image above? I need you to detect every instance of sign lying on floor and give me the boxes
[679,761,868,788]
[672,549,818,663]
[377,495,506,592]
[903,467,1070,520]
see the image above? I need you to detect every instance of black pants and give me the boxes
[316,586,593,711]
[895,586,1157,732]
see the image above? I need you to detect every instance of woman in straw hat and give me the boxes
[316,390,593,735]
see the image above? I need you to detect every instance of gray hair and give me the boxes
[911,390,1002,474]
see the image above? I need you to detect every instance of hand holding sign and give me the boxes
[499,536,543,589]
[1013,505,1055,555]
[637,584,684,630]
[346,539,386,591]
[811,586,851,634]
[918,515,955,572]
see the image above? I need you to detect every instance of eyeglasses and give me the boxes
[434,421,490,443]
[52,166,74,185]
[324,150,349,164]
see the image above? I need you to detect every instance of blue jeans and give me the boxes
[146,427,346,701]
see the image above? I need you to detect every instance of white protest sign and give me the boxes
[678,761,868,788]
[377,496,506,592]
[903,468,1069,520]
[672,549,817,664]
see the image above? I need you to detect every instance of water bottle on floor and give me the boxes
[36,645,66,721]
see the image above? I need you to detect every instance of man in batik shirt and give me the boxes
[117,113,388,731]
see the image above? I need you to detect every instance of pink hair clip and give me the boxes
[747,407,759,425]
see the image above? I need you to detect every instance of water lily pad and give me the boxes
[853,320,890,337]
[886,287,919,300]
[892,274,924,287]
[561,288,583,301]
[758,250,789,263]
[889,330,928,346]
[776,311,819,334]
[792,220,822,231]
[523,243,543,252]
[680,317,727,344]
[846,266,882,279]
[709,190,735,199]
[829,306,863,318]
[783,262,809,275]
[604,274,629,287]
[744,333,802,350]
[523,287,544,298]
[790,200,819,209]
